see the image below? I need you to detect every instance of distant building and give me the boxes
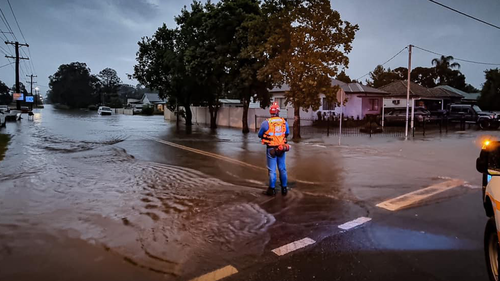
[380,81,463,112]
[269,79,389,120]
[433,85,480,104]
[141,93,166,112]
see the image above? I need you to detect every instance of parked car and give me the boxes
[0,111,6,128]
[447,104,499,129]
[0,105,10,113]
[384,107,431,124]
[98,106,112,115]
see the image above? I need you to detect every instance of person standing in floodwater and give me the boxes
[258,103,290,196]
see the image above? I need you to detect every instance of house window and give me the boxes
[322,98,335,111]
[369,99,379,111]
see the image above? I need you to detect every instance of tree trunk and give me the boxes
[208,104,218,129]
[185,105,193,126]
[242,97,250,134]
[293,103,301,139]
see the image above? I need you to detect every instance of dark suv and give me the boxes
[447,104,499,129]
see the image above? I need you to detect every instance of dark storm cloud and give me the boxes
[0,0,499,96]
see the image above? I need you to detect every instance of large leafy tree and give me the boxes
[48,62,99,108]
[98,68,122,107]
[134,24,199,125]
[222,0,273,133]
[478,69,500,110]
[175,1,221,128]
[259,0,358,139]
[0,80,10,104]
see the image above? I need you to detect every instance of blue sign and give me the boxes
[25,96,34,103]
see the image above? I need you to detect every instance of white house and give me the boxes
[141,93,166,112]
[269,79,389,121]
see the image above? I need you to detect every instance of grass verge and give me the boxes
[0,133,10,161]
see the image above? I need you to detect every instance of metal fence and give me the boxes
[256,115,488,139]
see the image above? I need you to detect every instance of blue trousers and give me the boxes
[267,147,287,188]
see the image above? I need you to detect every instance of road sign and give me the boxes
[25,96,34,103]
[13,93,23,101]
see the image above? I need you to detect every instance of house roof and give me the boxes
[434,85,480,100]
[379,80,463,99]
[270,79,387,95]
[142,93,165,103]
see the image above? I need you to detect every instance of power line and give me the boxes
[0,7,16,41]
[7,0,26,43]
[428,0,500,30]
[6,0,35,76]
[357,46,408,80]
[0,61,13,68]
[413,45,500,66]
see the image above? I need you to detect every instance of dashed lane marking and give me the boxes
[376,179,465,211]
[338,217,372,231]
[272,237,316,256]
[189,265,238,281]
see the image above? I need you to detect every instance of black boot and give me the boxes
[281,186,288,195]
[265,187,276,196]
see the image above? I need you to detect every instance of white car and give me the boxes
[477,140,500,281]
[98,106,112,115]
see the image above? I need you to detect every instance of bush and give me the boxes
[142,105,154,115]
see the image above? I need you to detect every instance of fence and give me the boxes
[256,115,487,139]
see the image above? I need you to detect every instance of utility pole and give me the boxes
[5,41,29,110]
[405,44,412,140]
[26,74,37,110]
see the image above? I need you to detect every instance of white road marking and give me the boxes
[338,217,372,231]
[272,237,316,256]
[376,179,465,211]
[464,183,481,189]
[189,265,238,281]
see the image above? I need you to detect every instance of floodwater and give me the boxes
[0,105,493,280]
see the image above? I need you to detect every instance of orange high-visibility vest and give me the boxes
[262,117,287,147]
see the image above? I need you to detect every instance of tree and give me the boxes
[0,80,10,105]
[48,62,99,108]
[11,82,28,95]
[175,1,221,128]
[366,65,402,88]
[336,70,352,83]
[478,69,500,110]
[259,0,358,139]
[432,55,460,85]
[98,68,122,107]
[134,24,198,125]
[222,0,273,133]
[411,67,437,88]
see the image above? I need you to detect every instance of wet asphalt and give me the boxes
[0,105,496,281]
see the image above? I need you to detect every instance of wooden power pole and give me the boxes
[5,41,29,110]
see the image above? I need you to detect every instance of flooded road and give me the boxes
[0,106,494,280]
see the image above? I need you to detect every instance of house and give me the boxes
[379,81,463,112]
[141,93,166,112]
[433,85,480,104]
[269,79,389,121]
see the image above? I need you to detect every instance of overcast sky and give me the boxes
[1,0,499,96]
